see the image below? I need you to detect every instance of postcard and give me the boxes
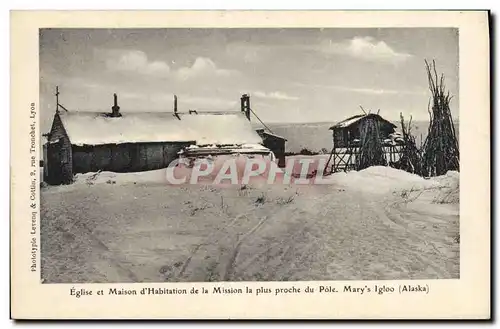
[10,10,490,319]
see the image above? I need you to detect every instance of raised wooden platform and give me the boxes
[328,144,404,173]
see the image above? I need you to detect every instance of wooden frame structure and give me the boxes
[325,113,404,174]
[329,144,403,173]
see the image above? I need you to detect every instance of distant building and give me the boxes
[43,93,276,185]
[329,113,397,148]
[255,129,287,168]
[326,113,399,173]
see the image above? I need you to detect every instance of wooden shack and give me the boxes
[256,129,287,168]
[44,112,195,185]
[43,93,271,185]
[326,113,400,173]
[330,113,397,148]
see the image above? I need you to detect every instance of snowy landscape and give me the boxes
[39,28,460,283]
[40,164,459,283]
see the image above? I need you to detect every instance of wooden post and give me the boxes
[240,94,251,121]
[332,149,335,173]
[246,96,251,121]
[55,86,60,113]
[111,93,121,117]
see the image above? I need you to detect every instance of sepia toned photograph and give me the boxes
[39,27,460,284]
[10,10,490,319]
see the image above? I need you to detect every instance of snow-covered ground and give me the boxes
[40,164,459,283]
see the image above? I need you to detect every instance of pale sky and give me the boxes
[40,28,458,132]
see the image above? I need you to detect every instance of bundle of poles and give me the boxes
[398,113,423,176]
[325,60,458,176]
[421,59,460,176]
[356,119,386,170]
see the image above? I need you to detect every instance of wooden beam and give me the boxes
[55,86,60,113]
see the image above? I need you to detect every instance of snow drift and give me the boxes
[69,163,458,199]
[325,166,450,194]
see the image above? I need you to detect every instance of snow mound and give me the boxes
[431,171,460,204]
[327,166,440,194]
[71,165,459,201]
[433,170,460,187]
[74,169,169,185]
[361,166,428,182]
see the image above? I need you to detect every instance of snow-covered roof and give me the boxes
[331,114,365,129]
[329,114,397,130]
[255,128,287,141]
[179,143,271,156]
[58,111,263,146]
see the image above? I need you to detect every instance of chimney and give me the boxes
[240,94,250,121]
[55,86,60,114]
[111,93,121,117]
